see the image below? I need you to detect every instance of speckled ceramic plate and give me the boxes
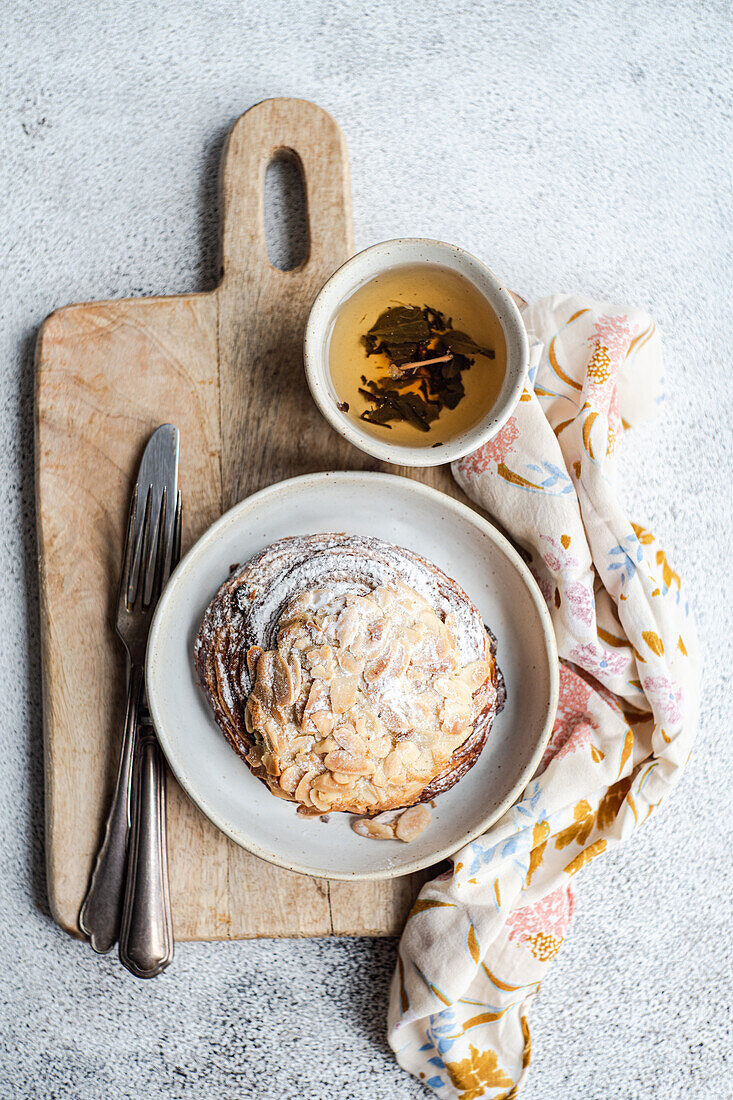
[146,472,558,880]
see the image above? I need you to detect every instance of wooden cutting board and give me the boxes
[35,97,486,940]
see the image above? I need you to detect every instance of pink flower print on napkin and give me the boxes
[590,314,638,361]
[541,719,594,771]
[564,581,595,627]
[541,664,596,770]
[570,641,628,679]
[585,314,637,428]
[506,885,576,962]
[642,675,683,725]
[539,533,580,573]
[457,416,520,480]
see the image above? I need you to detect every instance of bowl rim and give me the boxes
[146,471,559,880]
[303,238,529,468]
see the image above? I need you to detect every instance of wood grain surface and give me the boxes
[36,98,483,940]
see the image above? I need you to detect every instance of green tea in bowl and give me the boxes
[329,263,507,448]
[304,239,528,468]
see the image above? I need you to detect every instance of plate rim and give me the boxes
[146,470,559,880]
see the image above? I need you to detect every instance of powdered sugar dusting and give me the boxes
[221,534,487,692]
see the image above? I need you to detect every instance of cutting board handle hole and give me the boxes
[264,150,309,272]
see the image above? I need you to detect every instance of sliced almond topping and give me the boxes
[244,744,261,768]
[302,680,330,734]
[294,772,315,805]
[330,771,352,786]
[352,817,395,840]
[383,750,405,781]
[363,618,391,659]
[245,694,267,734]
[246,645,264,677]
[441,700,472,737]
[400,626,421,649]
[272,651,295,707]
[365,640,408,684]
[359,786,381,807]
[309,788,333,812]
[460,659,491,692]
[312,772,343,795]
[306,644,337,680]
[279,764,303,794]
[364,644,394,683]
[377,702,413,735]
[390,643,409,679]
[434,676,473,705]
[348,629,366,659]
[244,703,254,734]
[290,734,313,756]
[394,740,420,765]
[312,709,335,737]
[412,694,435,725]
[288,651,303,698]
[336,606,360,648]
[324,750,374,776]
[331,676,358,714]
[333,725,366,756]
[265,728,286,757]
[311,660,337,680]
[255,650,275,685]
[276,622,305,647]
[338,650,364,676]
[314,736,337,756]
[370,765,388,788]
[369,735,392,759]
[261,751,279,776]
[395,803,432,842]
[395,583,424,611]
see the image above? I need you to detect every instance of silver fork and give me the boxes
[80,426,180,956]
[118,501,181,979]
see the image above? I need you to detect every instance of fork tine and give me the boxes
[129,485,153,607]
[143,486,166,608]
[118,485,138,609]
[171,491,182,569]
[150,488,181,606]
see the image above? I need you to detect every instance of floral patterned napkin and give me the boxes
[388,294,700,1098]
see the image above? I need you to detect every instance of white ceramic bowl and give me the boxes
[146,472,558,880]
[303,238,529,467]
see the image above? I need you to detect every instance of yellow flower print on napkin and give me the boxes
[444,1044,514,1100]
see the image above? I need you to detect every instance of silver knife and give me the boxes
[80,425,180,965]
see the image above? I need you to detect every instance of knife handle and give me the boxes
[118,726,174,978]
[79,662,143,952]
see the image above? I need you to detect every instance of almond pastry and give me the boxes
[194,534,505,824]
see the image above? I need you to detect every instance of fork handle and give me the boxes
[118,728,174,978]
[79,662,143,952]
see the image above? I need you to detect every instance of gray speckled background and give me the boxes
[2,1,731,1097]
